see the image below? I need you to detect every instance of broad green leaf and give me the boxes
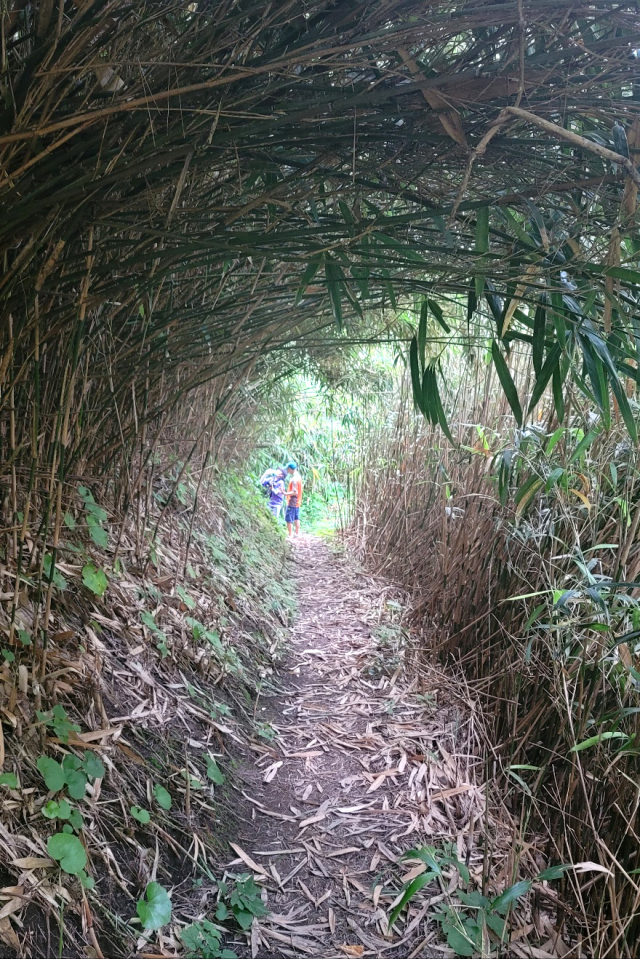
[175,584,195,609]
[65,769,88,800]
[570,731,629,752]
[87,516,109,549]
[141,611,159,632]
[545,467,565,492]
[79,871,95,890]
[524,603,546,630]
[506,769,533,796]
[491,880,531,913]
[457,890,489,908]
[136,882,172,930]
[43,799,72,820]
[552,364,565,422]
[205,756,225,785]
[536,864,571,881]
[389,871,437,928]
[569,428,600,464]
[0,772,18,789]
[442,921,474,957]
[215,901,230,921]
[491,341,522,426]
[545,427,565,455]
[234,909,254,930]
[43,554,67,590]
[47,833,87,874]
[486,912,506,940]
[37,757,65,792]
[82,563,108,597]
[430,366,454,442]
[153,783,172,810]
[82,751,105,780]
[130,805,151,823]
[69,808,84,830]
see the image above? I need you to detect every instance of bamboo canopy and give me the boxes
[1,1,640,485]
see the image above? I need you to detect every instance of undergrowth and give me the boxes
[0,466,294,957]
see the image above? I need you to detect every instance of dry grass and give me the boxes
[0,459,294,957]
[352,371,640,957]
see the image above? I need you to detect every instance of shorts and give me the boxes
[285,505,300,523]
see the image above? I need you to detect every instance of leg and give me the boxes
[294,518,300,535]
[286,521,293,537]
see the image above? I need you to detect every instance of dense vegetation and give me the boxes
[2,0,640,956]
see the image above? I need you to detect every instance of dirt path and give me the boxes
[226,535,484,958]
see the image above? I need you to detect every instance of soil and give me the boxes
[221,534,483,959]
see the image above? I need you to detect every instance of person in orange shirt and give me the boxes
[284,461,303,538]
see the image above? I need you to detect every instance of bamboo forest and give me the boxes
[2,2,640,957]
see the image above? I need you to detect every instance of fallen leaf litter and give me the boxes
[224,535,525,958]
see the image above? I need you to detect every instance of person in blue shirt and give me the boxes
[267,468,286,519]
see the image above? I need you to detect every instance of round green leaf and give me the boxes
[136,882,172,930]
[130,805,151,824]
[37,756,65,792]
[82,751,105,780]
[152,783,172,810]
[79,870,95,890]
[0,772,18,789]
[64,769,88,800]
[47,833,87,874]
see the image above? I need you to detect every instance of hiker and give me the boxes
[267,468,286,519]
[284,461,303,538]
[259,467,278,495]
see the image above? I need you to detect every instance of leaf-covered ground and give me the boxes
[222,537,567,958]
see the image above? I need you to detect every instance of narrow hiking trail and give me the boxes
[227,535,488,958]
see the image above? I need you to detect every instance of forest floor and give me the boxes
[221,534,494,959]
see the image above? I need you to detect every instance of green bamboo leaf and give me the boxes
[570,731,629,752]
[467,282,477,323]
[528,343,562,413]
[552,363,566,422]
[569,428,600,464]
[532,303,546,376]
[475,207,489,254]
[427,299,451,334]
[491,341,523,426]
[294,257,322,306]
[418,300,428,370]
[536,864,571,881]
[515,476,543,517]
[324,260,344,331]
[431,366,454,442]
[409,336,424,413]
[389,871,438,928]
[491,880,532,913]
[421,367,438,426]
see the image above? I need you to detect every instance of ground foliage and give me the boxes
[0,466,294,957]
[2,3,640,956]
[352,364,640,957]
